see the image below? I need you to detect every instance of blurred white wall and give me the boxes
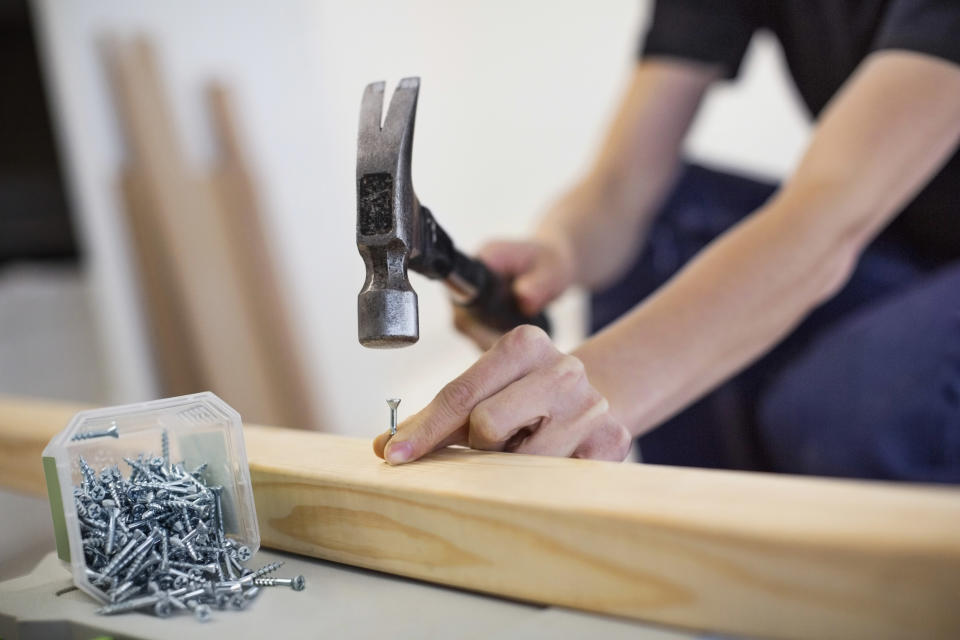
[33,0,810,436]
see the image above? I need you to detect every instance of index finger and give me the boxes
[376,325,556,465]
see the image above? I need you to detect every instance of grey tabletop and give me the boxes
[0,490,700,640]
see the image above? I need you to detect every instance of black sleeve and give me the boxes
[871,0,960,67]
[639,0,759,79]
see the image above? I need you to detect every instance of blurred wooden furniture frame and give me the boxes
[3,395,959,640]
[103,36,316,428]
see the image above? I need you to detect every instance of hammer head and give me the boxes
[356,77,423,348]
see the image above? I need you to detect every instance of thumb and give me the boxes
[382,423,467,465]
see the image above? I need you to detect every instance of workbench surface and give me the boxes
[0,490,700,640]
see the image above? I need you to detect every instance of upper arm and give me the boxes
[598,0,760,182]
[640,0,759,80]
[773,50,960,254]
[594,60,717,186]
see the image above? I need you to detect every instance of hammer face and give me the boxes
[356,78,422,348]
[358,288,418,348]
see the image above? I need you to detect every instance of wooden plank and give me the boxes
[204,84,318,429]
[118,170,204,395]
[102,37,284,424]
[0,396,85,496]
[3,395,959,639]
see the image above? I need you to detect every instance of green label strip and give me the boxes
[43,455,70,563]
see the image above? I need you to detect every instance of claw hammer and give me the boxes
[355,77,551,348]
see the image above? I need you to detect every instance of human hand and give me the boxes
[373,325,631,464]
[452,238,575,350]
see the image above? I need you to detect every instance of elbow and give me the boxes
[766,185,876,308]
[811,241,859,306]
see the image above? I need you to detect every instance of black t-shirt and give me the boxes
[641,0,960,263]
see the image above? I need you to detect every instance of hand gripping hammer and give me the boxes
[355,77,551,348]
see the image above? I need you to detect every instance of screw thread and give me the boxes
[96,594,163,615]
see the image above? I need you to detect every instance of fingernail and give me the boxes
[386,440,413,465]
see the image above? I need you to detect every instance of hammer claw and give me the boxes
[358,81,386,137]
[381,77,420,141]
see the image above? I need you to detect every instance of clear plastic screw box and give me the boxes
[41,392,259,602]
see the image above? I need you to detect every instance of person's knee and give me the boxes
[758,364,868,478]
[759,264,960,482]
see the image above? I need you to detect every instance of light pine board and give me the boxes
[2,395,959,639]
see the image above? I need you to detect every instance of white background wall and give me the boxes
[33,0,810,436]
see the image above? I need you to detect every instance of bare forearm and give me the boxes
[575,197,854,435]
[536,62,716,289]
[533,162,678,291]
[576,51,960,437]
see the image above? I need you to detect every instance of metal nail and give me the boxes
[387,398,400,436]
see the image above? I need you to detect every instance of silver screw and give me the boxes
[73,423,119,441]
[185,599,211,622]
[161,429,170,470]
[96,593,165,615]
[101,538,138,577]
[104,500,118,556]
[387,398,401,436]
[253,575,305,591]
[238,560,284,584]
[72,430,286,621]
[154,598,173,618]
[210,486,225,546]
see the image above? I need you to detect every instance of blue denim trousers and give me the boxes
[590,164,960,483]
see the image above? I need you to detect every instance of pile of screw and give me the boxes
[72,429,305,622]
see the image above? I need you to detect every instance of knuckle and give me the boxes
[500,324,550,356]
[572,386,605,417]
[438,378,478,417]
[469,404,494,433]
[468,405,501,448]
[553,355,586,385]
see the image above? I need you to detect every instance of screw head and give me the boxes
[236,546,251,562]
[291,575,306,591]
[194,603,211,622]
[154,599,172,618]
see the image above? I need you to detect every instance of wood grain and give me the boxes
[4,395,959,639]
